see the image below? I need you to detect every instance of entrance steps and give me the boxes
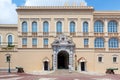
[50,69,78,75]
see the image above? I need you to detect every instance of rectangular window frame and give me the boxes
[44,38,48,48]
[113,56,117,63]
[98,56,103,63]
[32,38,37,46]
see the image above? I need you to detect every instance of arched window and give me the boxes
[22,21,27,32]
[83,22,88,33]
[32,21,37,32]
[43,21,49,33]
[8,35,13,45]
[109,38,119,48]
[108,20,117,33]
[94,38,104,48]
[70,21,75,33]
[56,21,62,33]
[94,20,104,33]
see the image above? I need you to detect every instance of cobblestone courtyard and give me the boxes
[0,70,120,80]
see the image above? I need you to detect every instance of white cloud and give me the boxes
[0,0,87,24]
[0,0,17,24]
[25,0,87,6]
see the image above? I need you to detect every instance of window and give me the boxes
[83,22,88,33]
[22,21,27,32]
[94,38,104,48]
[94,20,104,33]
[43,21,49,33]
[109,38,119,48]
[22,38,27,46]
[32,21,37,32]
[70,21,75,33]
[44,38,48,46]
[98,57,102,62]
[32,38,37,46]
[108,20,117,33]
[84,38,88,46]
[113,57,117,63]
[56,21,62,33]
[8,35,13,45]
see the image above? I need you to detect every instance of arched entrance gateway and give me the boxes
[57,51,69,69]
[52,34,75,70]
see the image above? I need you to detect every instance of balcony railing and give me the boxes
[0,42,17,51]
[94,48,105,51]
[22,32,28,36]
[108,33,119,37]
[44,45,48,48]
[94,33,104,36]
[43,32,49,36]
[32,32,37,36]
[83,32,89,36]
[70,32,76,36]
[109,48,120,51]
[22,45,27,48]
[32,45,37,48]
[84,45,89,48]
[56,32,62,35]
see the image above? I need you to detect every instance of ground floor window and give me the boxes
[113,57,117,63]
[98,57,103,62]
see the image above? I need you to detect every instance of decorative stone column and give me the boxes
[104,19,108,36]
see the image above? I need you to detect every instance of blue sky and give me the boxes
[1,0,120,24]
[12,0,120,10]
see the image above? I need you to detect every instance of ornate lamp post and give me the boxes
[5,53,11,73]
[52,54,53,70]
[75,54,77,70]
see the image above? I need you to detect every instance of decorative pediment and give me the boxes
[52,34,75,46]
[43,57,50,62]
[78,57,86,62]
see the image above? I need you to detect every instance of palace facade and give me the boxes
[0,5,120,74]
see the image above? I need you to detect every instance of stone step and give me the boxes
[51,69,77,75]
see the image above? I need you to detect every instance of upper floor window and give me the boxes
[109,38,119,48]
[94,20,104,33]
[8,35,13,45]
[22,21,27,33]
[32,21,37,33]
[44,38,48,46]
[56,21,62,33]
[83,22,88,33]
[22,38,27,45]
[84,38,88,46]
[32,38,37,46]
[94,38,104,48]
[70,21,75,33]
[43,21,49,33]
[108,20,117,33]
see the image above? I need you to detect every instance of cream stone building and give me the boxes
[0,2,120,74]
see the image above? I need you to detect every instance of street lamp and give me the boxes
[5,53,11,73]
[52,54,53,70]
[75,54,77,70]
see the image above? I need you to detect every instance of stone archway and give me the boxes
[52,34,75,71]
[57,51,69,69]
